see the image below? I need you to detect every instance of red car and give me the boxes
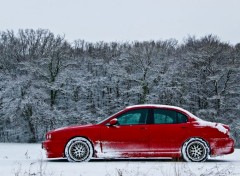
[42,105,234,162]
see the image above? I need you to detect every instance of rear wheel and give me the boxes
[65,137,93,162]
[182,138,209,162]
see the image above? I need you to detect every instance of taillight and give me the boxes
[222,124,230,137]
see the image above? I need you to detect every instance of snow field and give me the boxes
[0,143,239,176]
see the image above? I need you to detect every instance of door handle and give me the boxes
[139,127,147,130]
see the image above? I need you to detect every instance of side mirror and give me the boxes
[107,118,118,126]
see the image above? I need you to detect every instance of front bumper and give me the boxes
[42,140,66,158]
[209,137,235,156]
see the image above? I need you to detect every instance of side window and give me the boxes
[153,109,177,124]
[177,112,188,123]
[117,109,148,125]
[153,109,188,124]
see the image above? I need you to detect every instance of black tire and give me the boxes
[65,137,93,162]
[181,138,209,162]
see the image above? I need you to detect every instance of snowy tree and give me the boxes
[0,29,239,145]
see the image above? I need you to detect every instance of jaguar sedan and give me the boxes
[42,104,234,162]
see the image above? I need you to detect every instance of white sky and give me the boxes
[0,0,239,44]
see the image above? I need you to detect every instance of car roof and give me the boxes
[125,104,197,119]
[126,104,185,111]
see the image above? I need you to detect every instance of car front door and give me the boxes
[100,109,149,155]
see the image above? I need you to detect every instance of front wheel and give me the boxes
[181,138,210,162]
[65,137,93,162]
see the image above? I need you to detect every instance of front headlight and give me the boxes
[46,134,52,140]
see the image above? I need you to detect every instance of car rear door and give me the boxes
[148,108,189,153]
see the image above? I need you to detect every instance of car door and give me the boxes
[100,109,149,154]
[148,108,189,153]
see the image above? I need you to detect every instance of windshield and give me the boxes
[96,109,125,124]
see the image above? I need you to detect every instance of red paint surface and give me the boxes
[42,105,234,159]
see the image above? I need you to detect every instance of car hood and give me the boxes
[50,124,95,133]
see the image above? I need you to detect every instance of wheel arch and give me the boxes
[181,137,211,162]
[63,136,95,158]
[181,137,211,155]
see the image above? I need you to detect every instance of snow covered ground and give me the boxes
[0,143,239,176]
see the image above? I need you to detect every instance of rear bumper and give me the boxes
[209,137,234,156]
[42,140,65,158]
